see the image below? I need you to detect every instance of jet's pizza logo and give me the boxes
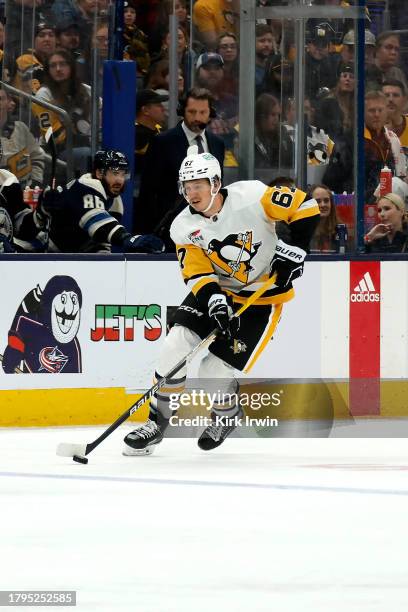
[206,231,261,284]
[91,304,162,342]
[351,272,380,302]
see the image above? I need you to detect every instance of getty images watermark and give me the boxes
[167,389,282,428]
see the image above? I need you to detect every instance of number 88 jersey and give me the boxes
[170,180,320,305]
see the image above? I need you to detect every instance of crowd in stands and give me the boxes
[0,0,408,254]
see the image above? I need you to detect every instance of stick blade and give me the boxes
[56,442,87,457]
[45,126,53,143]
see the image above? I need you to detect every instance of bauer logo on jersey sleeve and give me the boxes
[206,231,261,284]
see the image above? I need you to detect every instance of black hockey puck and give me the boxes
[73,454,88,464]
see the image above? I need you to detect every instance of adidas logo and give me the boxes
[351,272,380,302]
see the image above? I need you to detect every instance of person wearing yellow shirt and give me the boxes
[193,0,239,50]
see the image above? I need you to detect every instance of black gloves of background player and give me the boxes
[35,186,64,229]
[122,233,165,254]
[270,239,306,288]
[208,293,239,340]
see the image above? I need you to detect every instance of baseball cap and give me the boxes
[342,29,376,46]
[196,52,224,70]
[308,22,332,46]
[56,19,80,33]
[35,21,56,36]
[136,89,169,112]
[337,61,354,76]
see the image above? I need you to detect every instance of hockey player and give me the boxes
[0,168,47,252]
[44,149,164,253]
[123,152,320,455]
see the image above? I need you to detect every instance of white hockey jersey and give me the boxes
[170,180,319,305]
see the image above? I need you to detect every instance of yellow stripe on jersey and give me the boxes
[226,287,294,306]
[175,243,218,293]
[260,185,319,223]
[191,276,216,296]
[243,303,283,373]
[290,196,320,223]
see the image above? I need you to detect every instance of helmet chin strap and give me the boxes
[202,181,220,214]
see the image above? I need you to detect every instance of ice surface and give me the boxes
[1,425,408,611]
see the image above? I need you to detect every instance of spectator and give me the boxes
[82,19,109,94]
[135,86,225,246]
[254,93,293,169]
[195,52,238,151]
[305,22,336,102]
[308,3,354,52]
[4,0,53,76]
[33,49,92,175]
[51,0,103,49]
[144,60,185,115]
[154,25,196,91]
[261,54,294,100]
[382,79,408,162]
[317,62,355,140]
[255,24,276,93]
[364,192,408,253]
[375,31,408,94]
[132,0,161,41]
[340,29,376,67]
[14,22,57,93]
[308,184,339,252]
[134,89,168,177]
[193,0,240,51]
[56,20,81,55]
[151,0,190,56]
[389,0,408,66]
[122,1,151,86]
[324,90,407,199]
[364,90,406,202]
[217,32,239,96]
[0,88,44,188]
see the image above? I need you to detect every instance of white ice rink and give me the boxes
[2,424,408,612]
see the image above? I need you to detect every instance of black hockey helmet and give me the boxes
[93,149,130,177]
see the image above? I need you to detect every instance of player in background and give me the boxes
[0,168,48,252]
[123,151,320,455]
[42,149,164,253]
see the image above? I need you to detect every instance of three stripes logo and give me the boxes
[350,271,380,302]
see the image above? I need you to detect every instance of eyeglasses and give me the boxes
[219,44,237,50]
[315,197,330,204]
[49,61,69,68]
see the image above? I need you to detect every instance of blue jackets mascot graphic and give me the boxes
[2,275,82,373]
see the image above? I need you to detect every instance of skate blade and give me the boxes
[122,444,156,456]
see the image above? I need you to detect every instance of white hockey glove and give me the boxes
[270,239,306,288]
[208,293,239,340]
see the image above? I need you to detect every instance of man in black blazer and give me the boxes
[134,87,225,248]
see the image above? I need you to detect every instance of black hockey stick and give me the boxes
[56,273,278,462]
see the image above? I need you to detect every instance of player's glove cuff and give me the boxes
[270,239,306,288]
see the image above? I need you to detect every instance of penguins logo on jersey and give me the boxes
[207,231,261,284]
